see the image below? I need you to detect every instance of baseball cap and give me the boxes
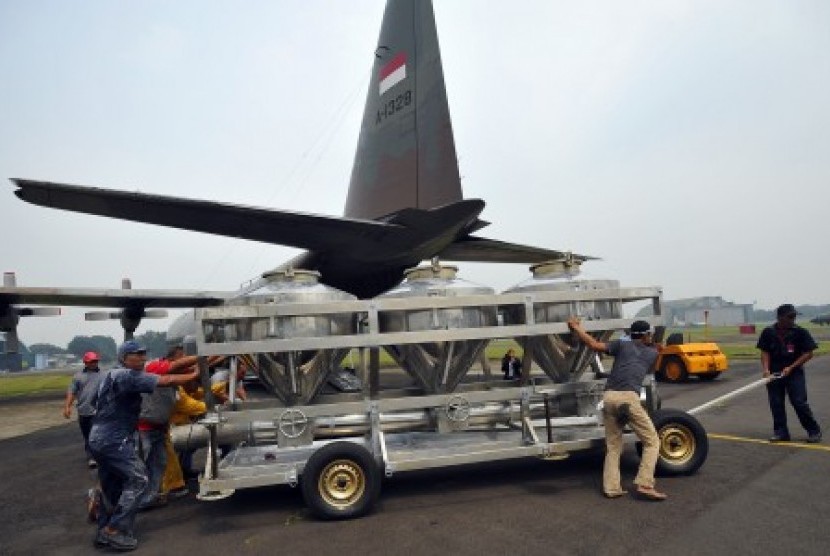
[630,320,653,337]
[82,351,99,364]
[117,340,147,361]
[775,304,800,317]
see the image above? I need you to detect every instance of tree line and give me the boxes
[27,330,168,363]
[752,304,830,322]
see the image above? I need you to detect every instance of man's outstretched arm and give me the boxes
[567,317,608,353]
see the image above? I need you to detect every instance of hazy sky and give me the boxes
[2,0,829,346]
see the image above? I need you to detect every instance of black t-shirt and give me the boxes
[756,324,818,373]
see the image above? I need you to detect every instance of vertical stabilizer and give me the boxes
[344,0,462,220]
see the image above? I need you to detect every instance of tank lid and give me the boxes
[530,255,582,279]
[404,264,459,281]
[261,267,321,283]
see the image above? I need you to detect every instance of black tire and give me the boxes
[650,408,708,476]
[659,356,688,383]
[301,442,381,520]
[698,372,720,381]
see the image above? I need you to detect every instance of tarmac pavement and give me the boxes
[1,357,828,555]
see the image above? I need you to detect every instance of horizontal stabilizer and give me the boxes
[437,235,596,264]
[12,179,404,252]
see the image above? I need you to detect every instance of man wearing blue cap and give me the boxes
[88,340,200,551]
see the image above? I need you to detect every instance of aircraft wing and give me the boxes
[437,235,597,264]
[12,179,405,252]
[0,286,231,309]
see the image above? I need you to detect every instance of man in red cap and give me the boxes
[64,351,104,468]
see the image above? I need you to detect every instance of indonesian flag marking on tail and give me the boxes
[379,52,406,95]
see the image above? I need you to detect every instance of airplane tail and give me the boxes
[344,0,462,220]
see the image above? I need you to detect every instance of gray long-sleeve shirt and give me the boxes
[68,367,103,417]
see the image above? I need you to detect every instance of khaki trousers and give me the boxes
[602,390,660,494]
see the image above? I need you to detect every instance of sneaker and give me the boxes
[96,528,138,551]
[93,529,109,548]
[635,485,668,501]
[768,435,791,442]
[167,486,189,500]
[807,431,822,444]
[88,459,98,469]
[86,488,100,523]
[603,489,628,499]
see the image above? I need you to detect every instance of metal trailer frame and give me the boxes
[191,287,665,510]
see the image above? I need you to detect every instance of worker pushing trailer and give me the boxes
[179,264,708,519]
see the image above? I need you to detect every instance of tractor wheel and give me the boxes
[301,442,381,520]
[660,356,688,383]
[650,409,708,476]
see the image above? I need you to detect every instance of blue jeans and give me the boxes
[89,435,148,534]
[766,368,820,438]
[138,428,168,506]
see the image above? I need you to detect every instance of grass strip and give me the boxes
[0,372,72,398]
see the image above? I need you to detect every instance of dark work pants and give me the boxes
[766,368,821,437]
[138,429,168,506]
[78,415,94,458]
[89,435,148,534]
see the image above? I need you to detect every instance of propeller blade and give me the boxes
[143,309,168,319]
[18,307,62,317]
[85,311,120,321]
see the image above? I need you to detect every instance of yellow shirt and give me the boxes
[169,386,206,426]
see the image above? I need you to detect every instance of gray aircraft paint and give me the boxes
[345,0,461,219]
[3,0,585,344]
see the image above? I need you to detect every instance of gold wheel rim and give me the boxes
[659,424,696,464]
[664,361,684,381]
[318,459,366,509]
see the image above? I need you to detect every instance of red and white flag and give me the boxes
[379,52,406,96]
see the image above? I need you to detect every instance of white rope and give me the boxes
[687,376,775,416]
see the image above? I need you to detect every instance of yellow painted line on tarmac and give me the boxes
[707,433,830,452]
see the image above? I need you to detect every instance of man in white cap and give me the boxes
[63,351,103,468]
[567,317,667,501]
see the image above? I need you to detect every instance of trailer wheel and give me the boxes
[698,372,720,381]
[648,409,708,476]
[301,442,381,520]
[660,356,688,383]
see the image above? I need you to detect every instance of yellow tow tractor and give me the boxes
[655,333,728,383]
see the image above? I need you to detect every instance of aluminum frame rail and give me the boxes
[193,286,664,356]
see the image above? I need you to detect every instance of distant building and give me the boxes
[811,314,830,326]
[637,296,753,327]
[0,333,25,371]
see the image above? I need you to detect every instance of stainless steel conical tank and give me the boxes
[228,268,356,405]
[503,258,621,382]
[378,264,497,393]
